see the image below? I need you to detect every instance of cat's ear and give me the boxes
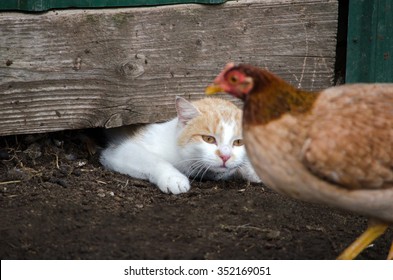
[175,96,201,125]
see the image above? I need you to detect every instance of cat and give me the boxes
[100,97,260,194]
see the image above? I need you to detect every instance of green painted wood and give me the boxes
[0,0,226,12]
[346,0,393,82]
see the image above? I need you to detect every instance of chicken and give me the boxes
[205,63,393,260]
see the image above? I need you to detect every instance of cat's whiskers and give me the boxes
[175,157,207,165]
[198,164,213,182]
[237,161,249,171]
[189,164,209,184]
[187,159,216,183]
[174,157,206,178]
[178,157,208,171]
[187,160,208,179]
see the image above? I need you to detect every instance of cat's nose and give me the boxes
[218,146,231,164]
[220,145,231,155]
[219,154,231,163]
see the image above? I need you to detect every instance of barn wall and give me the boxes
[0,0,338,136]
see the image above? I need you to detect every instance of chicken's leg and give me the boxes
[337,220,388,260]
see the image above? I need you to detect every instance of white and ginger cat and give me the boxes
[100,97,260,194]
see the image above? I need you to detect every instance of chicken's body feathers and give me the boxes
[244,83,393,222]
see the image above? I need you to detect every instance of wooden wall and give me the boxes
[0,0,338,136]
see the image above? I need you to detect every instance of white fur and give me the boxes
[100,97,260,194]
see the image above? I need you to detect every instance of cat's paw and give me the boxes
[247,172,262,183]
[157,174,191,194]
[239,163,262,183]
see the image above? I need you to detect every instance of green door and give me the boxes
[346,0,392,82]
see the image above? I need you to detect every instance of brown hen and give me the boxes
[206,63,393,260]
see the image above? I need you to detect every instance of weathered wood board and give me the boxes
[0,0,338,136]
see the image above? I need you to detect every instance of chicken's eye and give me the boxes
[233,139,244,146]
[229,75,238,84]
[202,135,216,144]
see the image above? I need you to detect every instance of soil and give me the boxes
[1,131,391,260]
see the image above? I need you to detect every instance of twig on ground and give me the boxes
[0,180,21,185]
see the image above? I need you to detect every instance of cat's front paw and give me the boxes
[157,174,191,194]
[239,162,262,183]
[247,172,262,183]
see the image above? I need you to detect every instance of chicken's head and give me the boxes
[205,63,254,99]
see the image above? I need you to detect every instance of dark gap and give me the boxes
[334,0,349,85]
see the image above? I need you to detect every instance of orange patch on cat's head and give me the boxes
[177,98,242,146]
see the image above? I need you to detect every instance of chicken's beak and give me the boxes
[206,63,235,95]
[205,84,223,95]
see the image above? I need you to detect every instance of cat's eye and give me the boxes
[202,135,216,144]
[233,139,244,146]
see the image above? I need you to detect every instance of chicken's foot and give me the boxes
[337,220,388,260]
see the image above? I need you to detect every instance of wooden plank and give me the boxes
[0,0,338,136]
[0,0,227,12]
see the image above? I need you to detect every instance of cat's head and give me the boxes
[175,96,247,179]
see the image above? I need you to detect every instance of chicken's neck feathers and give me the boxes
[243,75,320,126]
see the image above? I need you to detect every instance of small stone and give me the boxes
[97,188,105,198]
[75,160,87,167]
[53,139,63,147]
[65,153,77,161]
[265,230,281,239]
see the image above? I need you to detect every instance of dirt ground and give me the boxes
[1,131,391,260]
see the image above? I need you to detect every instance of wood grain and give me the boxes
[0,0,338,136]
